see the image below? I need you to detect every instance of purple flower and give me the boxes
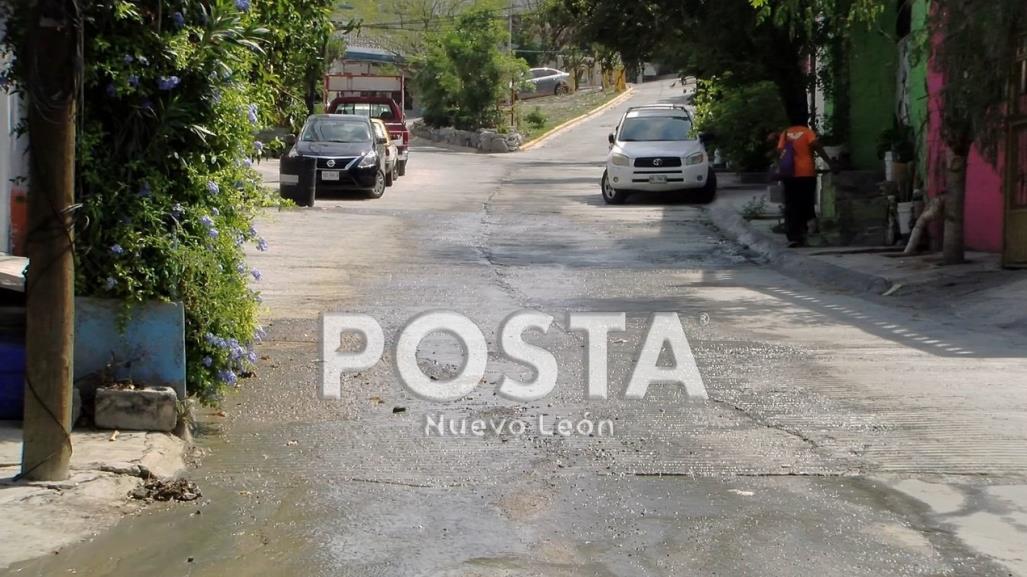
[104,276,117,291]
[171,11,185,28]
[236,262,246,273]
[128,75,140,88]
[250,269,262,281]
[253,140,264,151]
[248,225,258,236]
[256,237,269,252]
[157,75,180,91]
[123,54,134,65]
[202,356,213,367]
[254,326,266,341]
[110,244,124,255]
[235,0,250,11]
[208,228,220,239]
[207,180,219,194]
[247,103,258,124]
[218,369,237,385]
[106,83,117,97]
[242,158,253,168]
[199,215,214,228]
[171,203,184,218]
[138,181,151,197]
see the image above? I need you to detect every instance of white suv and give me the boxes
[602,105,716,204]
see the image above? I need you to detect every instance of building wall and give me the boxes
[925,34,1005,253]
[0,83,29,256]
[847,10,898,171]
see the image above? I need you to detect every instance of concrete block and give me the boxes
[94,386,177,432]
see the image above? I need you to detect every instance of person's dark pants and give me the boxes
[782,177,817,243]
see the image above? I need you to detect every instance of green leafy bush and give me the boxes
[525,107,547,130]
[0,0,331,403]
[413,9,528,131]
[693,77,787,172]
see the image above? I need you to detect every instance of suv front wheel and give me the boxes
[601,170,628,205]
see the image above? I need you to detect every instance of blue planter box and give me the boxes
[0,336,26,420]
[74,298,186,399]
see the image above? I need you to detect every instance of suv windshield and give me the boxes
[619,116,694,142]
[300,118,371,143]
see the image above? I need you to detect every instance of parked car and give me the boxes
[371,118,399,186]
[518,68,572,99]
[279,114,389,206]
[327,96,410,176]
[601,104,716,205]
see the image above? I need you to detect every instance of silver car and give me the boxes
[519,67,572,99]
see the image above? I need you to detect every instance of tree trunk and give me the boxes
[942,148,967,264]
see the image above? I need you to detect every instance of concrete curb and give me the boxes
[706,201,894,295]
[520,87,636,151]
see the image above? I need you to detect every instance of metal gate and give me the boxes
[1004,34,1027,267]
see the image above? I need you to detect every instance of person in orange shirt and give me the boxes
[777,110,837,247]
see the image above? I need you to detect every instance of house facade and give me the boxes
[836,1,1025,266]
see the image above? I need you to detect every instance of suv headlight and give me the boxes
[358,151,378,168]
[611,153,631,167]
[685,151,706,166]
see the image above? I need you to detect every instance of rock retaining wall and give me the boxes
[411,122,524,153]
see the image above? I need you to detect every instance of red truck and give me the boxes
[327,96,410,176]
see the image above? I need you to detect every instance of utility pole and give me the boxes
[20,0,78,481]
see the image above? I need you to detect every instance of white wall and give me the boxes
[0,88,28,256]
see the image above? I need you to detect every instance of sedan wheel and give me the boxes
[367,170,386,199]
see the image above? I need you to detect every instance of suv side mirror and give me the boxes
[284,134,297,146]
[608,133,615,144]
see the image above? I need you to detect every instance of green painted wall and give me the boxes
[847,9,898,171]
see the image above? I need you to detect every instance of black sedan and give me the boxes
[279,114,389,206]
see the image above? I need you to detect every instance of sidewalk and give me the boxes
[707,173,1027,335]
[0,423,188,570]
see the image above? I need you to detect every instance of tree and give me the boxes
[930,0,1025,263]
[251,0,336,126]
[413,8,528,130]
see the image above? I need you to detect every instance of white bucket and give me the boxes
[897,201,913,235]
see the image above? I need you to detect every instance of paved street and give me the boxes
[10,82,1027,577]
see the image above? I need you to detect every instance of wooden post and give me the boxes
[20,0,77,482]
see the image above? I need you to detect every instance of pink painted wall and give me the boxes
[926,44,1005,253]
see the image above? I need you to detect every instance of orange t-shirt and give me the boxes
[777,126,818,178]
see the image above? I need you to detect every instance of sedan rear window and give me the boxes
[619,116,694,142]
[301,119,371,143]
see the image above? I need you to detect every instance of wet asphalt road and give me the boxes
[9,82,1027,576]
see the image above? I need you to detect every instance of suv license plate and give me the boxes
[322,171,340,181]
[649,175,667,184]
